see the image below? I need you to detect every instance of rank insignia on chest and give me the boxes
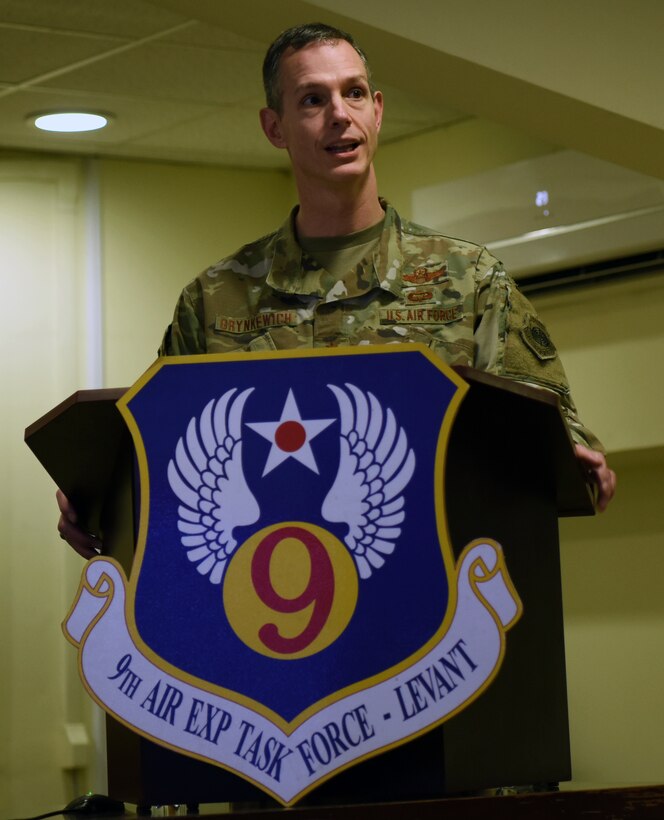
[402,264,448,285]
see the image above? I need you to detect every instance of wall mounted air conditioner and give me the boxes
[413,150,664,281]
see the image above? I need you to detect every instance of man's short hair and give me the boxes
[262,22,374,113]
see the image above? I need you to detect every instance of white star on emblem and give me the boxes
[246,389,335,476]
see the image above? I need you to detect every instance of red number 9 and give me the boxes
[251,526,334,654]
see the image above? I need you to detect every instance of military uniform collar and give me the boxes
[266,199,405,301]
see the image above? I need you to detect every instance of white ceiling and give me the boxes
[0,0,463,168]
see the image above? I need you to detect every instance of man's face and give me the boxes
[260,40,383,193]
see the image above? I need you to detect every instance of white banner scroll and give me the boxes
[63,538,521,806]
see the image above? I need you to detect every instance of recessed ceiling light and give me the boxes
[31,112,111,133]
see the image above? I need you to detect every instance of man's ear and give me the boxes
[260,107,287,148]
[373,90,384,133]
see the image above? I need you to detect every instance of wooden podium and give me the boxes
[25,365,594,809]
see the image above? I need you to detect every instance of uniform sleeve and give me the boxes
[158,279,207,356]
[473,256,604,452]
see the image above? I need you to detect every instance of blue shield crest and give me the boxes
[122,346,465,725]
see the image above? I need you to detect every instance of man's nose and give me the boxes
[329,94,352,125]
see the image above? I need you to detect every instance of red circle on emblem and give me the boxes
[275,420,306,451]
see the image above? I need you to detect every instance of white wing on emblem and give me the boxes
[321,383,416,580]
[167,387,260,585]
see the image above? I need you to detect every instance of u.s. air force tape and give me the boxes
[379,304,463,325]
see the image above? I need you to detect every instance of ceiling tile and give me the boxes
[0,28,119,84]
[158,21,266,52]
[0,0,189,38]
[38,41,264,106]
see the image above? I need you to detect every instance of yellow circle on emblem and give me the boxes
[223,522,359,660]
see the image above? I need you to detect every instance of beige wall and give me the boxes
[3,112,663,814]
[532,276,664,454]
[559,449,664,789]
[0,156,96,816]
[530,283,664,789]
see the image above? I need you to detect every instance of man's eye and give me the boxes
[348,87,365,99]
[302,94,322,106]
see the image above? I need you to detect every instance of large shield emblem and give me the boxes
[63,346,522,805]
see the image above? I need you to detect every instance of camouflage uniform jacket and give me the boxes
[160,201,601,450]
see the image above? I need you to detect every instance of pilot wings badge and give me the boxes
[63,345,522,805]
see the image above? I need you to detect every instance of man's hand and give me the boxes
[574,444,616,512]
[56,489,102,559]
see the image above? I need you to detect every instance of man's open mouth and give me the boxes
[325,141,360,154]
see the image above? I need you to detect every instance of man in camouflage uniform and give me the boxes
[159,200,599,452]
[58,22,614,556]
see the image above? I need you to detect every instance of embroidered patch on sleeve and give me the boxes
[520,314,557,360]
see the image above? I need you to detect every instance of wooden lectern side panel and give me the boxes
[25,388,129,536]
[442,375,572,790]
